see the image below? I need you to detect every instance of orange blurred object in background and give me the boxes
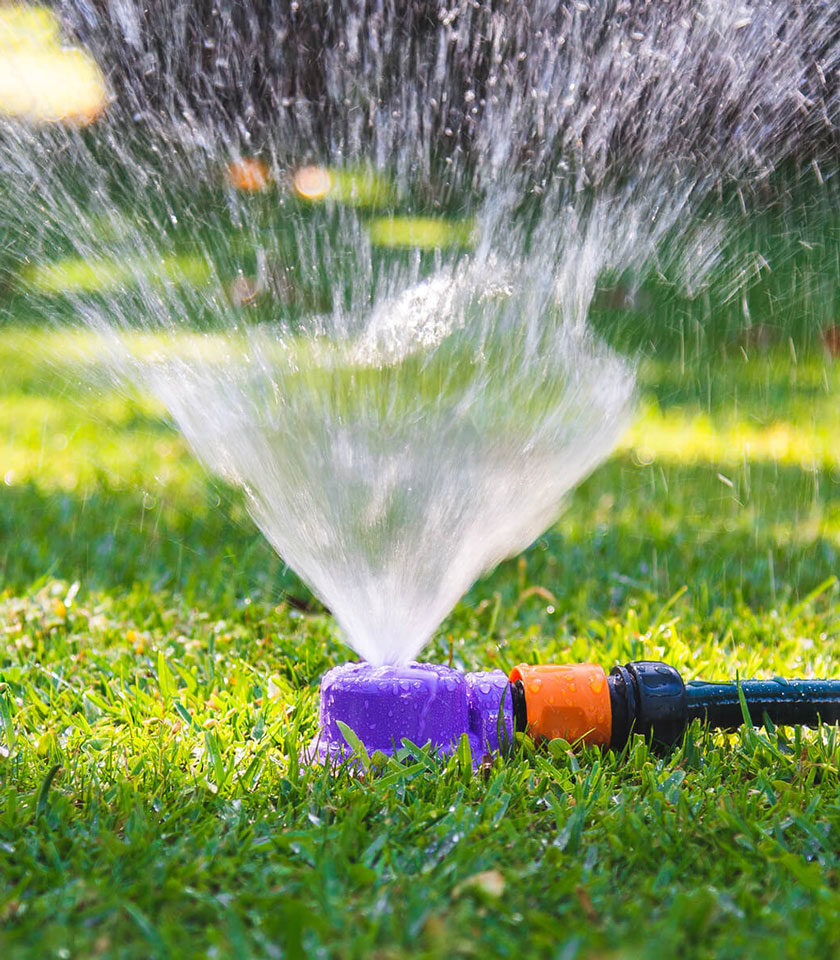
[227,158,271,192]
[292,165,333,201]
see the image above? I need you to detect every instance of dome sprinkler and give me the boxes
[313,660,840,763]
[313,662,515,763]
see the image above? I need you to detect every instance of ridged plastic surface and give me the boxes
[466,669,513,754]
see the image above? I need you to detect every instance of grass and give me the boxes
[1,318,839,959]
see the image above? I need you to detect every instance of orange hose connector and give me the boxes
[509,663,612,746]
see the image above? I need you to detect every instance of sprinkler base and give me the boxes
[313,661,513,764]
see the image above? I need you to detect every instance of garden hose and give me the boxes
[313,660,840,763]
[510,661,840,748]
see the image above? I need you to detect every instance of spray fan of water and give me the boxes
[2,1,839,664]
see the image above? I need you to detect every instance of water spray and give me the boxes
[314,660,840,763]
[4,2,840,757]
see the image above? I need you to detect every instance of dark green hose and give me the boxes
[686,678,840,729]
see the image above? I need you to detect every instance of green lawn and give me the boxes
[1,322,839,958]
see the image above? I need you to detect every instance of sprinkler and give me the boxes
[313,660,840,762]
[313,662,515,763]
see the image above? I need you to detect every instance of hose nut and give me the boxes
[508,663,612,745]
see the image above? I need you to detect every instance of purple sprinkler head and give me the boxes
[312,661,514,764]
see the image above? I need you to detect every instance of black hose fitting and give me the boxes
[510,678,528,735]
[608,660,687,748]
[606,661,840,749]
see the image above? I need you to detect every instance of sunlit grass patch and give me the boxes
[22,254,212,296]
[625,355,840,471]
[625,401,840,471]
[367,215,476,249]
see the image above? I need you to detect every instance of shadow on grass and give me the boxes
[477,453,840,621]
[642,351,838,419]
[0,479,316,610]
